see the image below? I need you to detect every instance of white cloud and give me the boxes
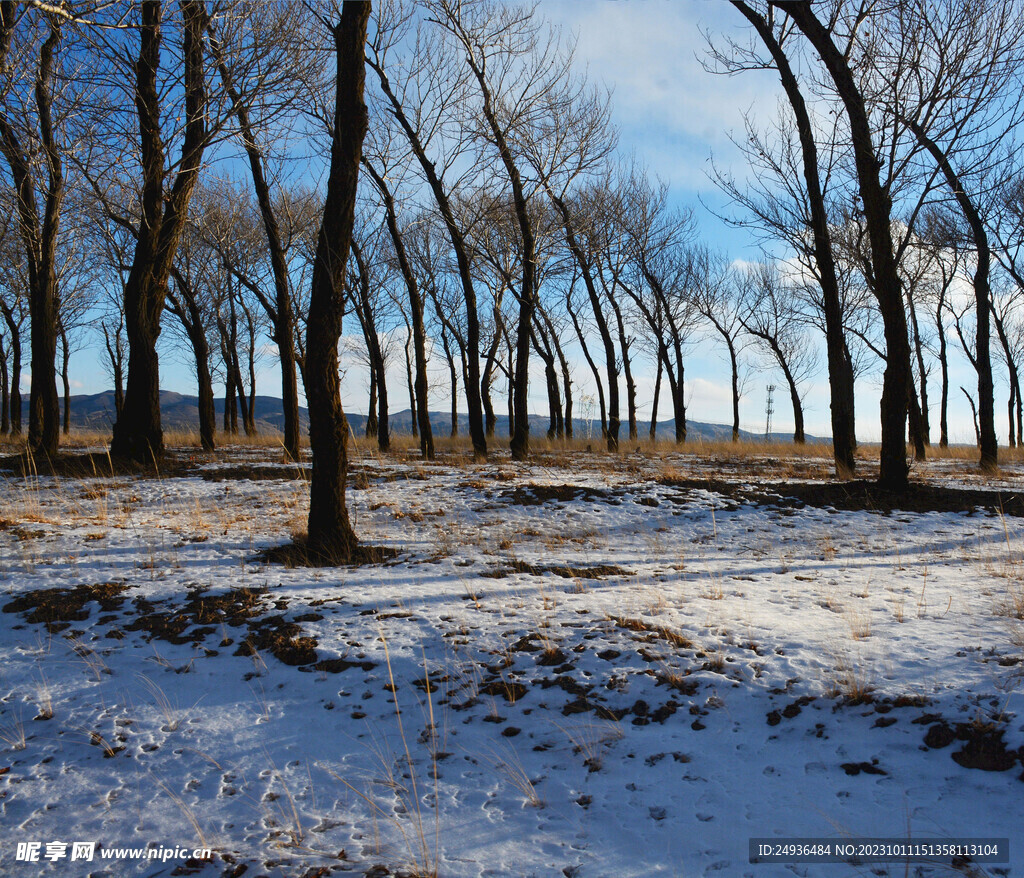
[544,0,783,191]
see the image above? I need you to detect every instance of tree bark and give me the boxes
[304,0,369,563]
[0,13,62,457]
[167,270,215,450]
[776,0,909,488]
[350,241,388,452]
[734,1,856,475]
[903,117,997,469]
[366,52,486,459]
[650,351,663,442]
[0,333,8,434]
[111,0,208,463]
[361,160,432,458]
[59,323,70,435]
[1,303,22,434]
[208,31,300,460]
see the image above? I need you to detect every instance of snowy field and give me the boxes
[0,445,1022,877]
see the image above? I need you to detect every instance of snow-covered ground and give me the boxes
[0,447,1021,877]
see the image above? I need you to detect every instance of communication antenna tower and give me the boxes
[765,384,776,438]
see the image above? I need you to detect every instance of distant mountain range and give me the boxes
[52,391,819,444]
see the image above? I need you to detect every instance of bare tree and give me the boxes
[206,0,322,460]
[0,2,75,456]
[429,0,572,460]
[302,0,369,564]
[361,150,433,458]
[366,0,487,459]
[349,231,391,452]
[690,250,747,442]
[0,204,26,434]
[872,0,1024,469]
[713,2,857,473]
[770,0,911,489]
[619,177,699,444]
[739,261,819,443]
[92,0,213,463]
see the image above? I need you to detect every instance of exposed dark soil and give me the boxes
[660,476,1024,517]
[922,720,1022,771]
[482,561,634,580]
[769,480,1024,517]
[198,464,309,482]
[125,586,269,645]
[508,484,614,505]
[256,540,400,568]
[3,583,133,632]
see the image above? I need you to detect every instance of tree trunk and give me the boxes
[366,53,486,460]
[209,32,300,461]
[304,1,369,564]
[0,333,8,434]
[670,346,687,443]
[350,241,388,452]
[60,324,70,435]
[907,292,930,446]
[5,312,21,436]
[568,303,607,439]
[112,0,208,463]
[735,0,856,476]
[902,118,996,470]
[650,351,663,442]
[776,348,805,444]
[936,294,949,448]
[962,386,981,446]
[729,338,740,443]
[610,294,637,441]
[991,304,1021,448]
[194,330,215,451]
[366,358,378,439]
[0,15,62,458]
[907,377,926,461]
[461,53,535,461]
[549,191,619,450]
[481,305,503,438]
[532,325,560,440]
[362,161,432,458]
[779,1,909,489]
[404,330,417,439]
[440,330,458,438]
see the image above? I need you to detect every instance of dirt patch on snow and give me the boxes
[3,582,133,632]
[768,480,1024,517]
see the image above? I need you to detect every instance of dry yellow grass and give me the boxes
[4,427,1023,479]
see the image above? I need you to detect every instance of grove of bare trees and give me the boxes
[3,0,1024,559]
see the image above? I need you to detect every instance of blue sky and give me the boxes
[68,0,989,445]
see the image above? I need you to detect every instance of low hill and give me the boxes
[53,392,821,444]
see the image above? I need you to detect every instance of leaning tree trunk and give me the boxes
[361,161,432,458]
[366,51,486,460]
[650,351,663,443]
[303,0,369,563]
[0,334,8,434]
[734,0,855,475]
[779,1,909,489]
[548,188,618,450]
[610,295,637,441]
[209,33,301,461]
[59,325,70,435]
[168,273,216,451]
[903,118,996,470]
